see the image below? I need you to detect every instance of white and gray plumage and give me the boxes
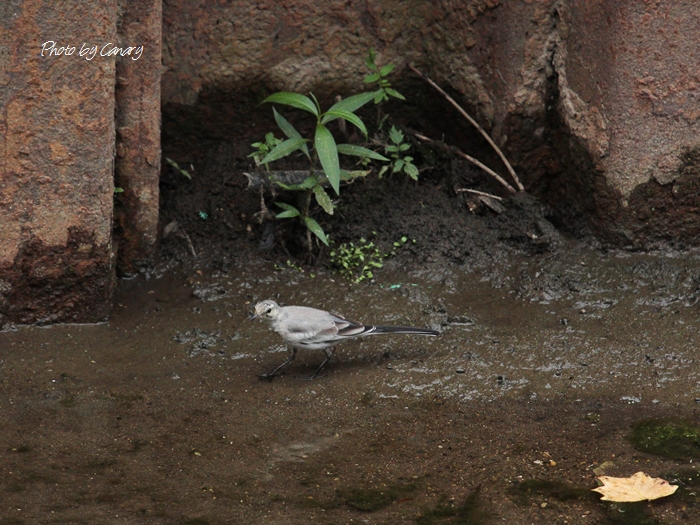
[251,299,440,379]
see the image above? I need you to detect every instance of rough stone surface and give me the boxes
[554,0,700,245]
[114,0,162,276]
[161,0,700,246]
[0,1,118,324]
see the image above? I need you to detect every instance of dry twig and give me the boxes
[413,132,517,194]
[454,188,503,201]
[409,65,524,192]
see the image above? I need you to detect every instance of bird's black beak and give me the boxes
[250,311,258,321]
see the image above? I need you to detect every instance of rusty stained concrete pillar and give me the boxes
[114,0,162,276]
[0,1,118,325]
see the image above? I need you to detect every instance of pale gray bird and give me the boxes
[251,299,440,379]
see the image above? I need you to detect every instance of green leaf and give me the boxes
[275,175,318,191]
[273,107,310,158]
[275,202,300,218]
[399,143,411,151]
[165,157,192,179]
[261,137,310,164]
[313,184,334,215]
[304,216,329,245]
[393,159,404,172]
[385,87,406,100]
[314,123,340,195]
[327,92,377,114]
[363,72,380,84]
[322,110,368,137]
[299,176,319,189]
[389,126,404,144]
[309,92,322,115]
[336,144,389,162]
[365,47,376,68]
[262,92,318,116]
[405,162,419,181]
[339,169,371,181]
[379,63,396,77]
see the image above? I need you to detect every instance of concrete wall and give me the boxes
[0,0,160,325]
[114,0,162,276]
[562,0,700,244]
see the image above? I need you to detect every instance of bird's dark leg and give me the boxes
[306,347,336,380]
[259,347,297,380]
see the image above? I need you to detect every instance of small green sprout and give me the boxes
[378,126,419,180]
[249,133,282,171]
[165,157,192,180]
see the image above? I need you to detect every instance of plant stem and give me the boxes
[303,188,313,253]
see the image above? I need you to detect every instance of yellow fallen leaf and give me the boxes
[592,471,678,502]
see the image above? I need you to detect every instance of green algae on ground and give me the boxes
[628,419,700,461]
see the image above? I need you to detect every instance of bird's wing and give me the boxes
[279,306,335,332]
[328,312,375,337]
[274,306,338,344]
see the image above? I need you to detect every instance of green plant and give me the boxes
[165,157,192,180]
[378,126,419,180]
[364,48,405,129]
[364,48,405,103]
[330,235,413,283]
[248,132,282,171]
[330,238,384,283]
[388,235,412,255]
[258,91,387,249]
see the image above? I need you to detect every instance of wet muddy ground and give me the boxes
[3,143,700,524]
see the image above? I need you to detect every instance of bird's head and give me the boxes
[250,300,280,321]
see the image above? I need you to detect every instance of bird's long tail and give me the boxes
[351,325,439,336]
